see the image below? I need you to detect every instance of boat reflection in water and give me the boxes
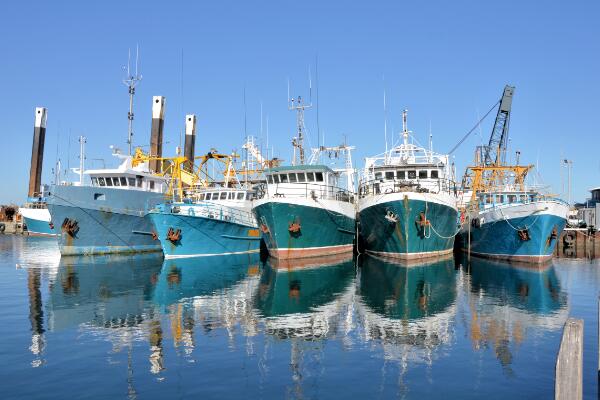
[463,257,568,371]
[152,253,263,349]
[254,254,355,339]
[356,255,457,366]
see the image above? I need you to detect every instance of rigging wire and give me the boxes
[447,100,499,155]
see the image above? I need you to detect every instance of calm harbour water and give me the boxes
[1,235,599,399]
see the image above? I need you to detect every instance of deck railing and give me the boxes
[357,177,456,198]
[256,182,355,204]
[167,202,257,227]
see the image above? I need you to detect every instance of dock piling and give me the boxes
[184,114,196,165]
[149,96,166,173]
[555,318,583,400]
[28,107,47,198]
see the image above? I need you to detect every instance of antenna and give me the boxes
[288,77,313,165]
[122,46,142,155]
[315,54,321,161]
[383,81,388,160]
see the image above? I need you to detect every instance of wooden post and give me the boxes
[555,318,583,400]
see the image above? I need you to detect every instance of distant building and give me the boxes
[575,187,600,229]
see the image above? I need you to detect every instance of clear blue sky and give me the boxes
[1,0,598,204]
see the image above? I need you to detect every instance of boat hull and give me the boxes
[47,185,164,256]
[358,192,458,260]
[148,210,261,259]
[20,207,57,236]
[460,200,568,263]
[252,198,355,259]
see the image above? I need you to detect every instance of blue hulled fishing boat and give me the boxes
[357,110,459,261]
[459,85,568,263]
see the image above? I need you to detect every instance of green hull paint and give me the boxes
[253,201,355,255]
[359,197,458,257]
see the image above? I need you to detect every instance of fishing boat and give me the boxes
[459,86,568,263]
[149,137,281,259]
[48,148,168,255]
[252,95,356,259]
[357,110,459,261]
[20,187,56,237]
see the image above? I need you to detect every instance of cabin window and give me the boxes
[91,177,98,186]
[280,174,289,183]
[136,176,143,187]
[375,172,382,180]
[397,171,405,179]
[486,195,492,204]
[228,192,235,200]
[306,172,315,182]
[205,193,212,200]
[149,181,155,190]
[267,175,274,184]
[98,177,105,186]
[237,192,244,200]
[105,177,113,186]
[112,177,120,186]
[497,195,504,203]
[199,193,205,201]
[120,177,127,186]
[289,173,297,183]
[315,172,324,182]
[220,192,227,200]
[246,193,253,200]
[508,195,516,203]
[128,177,135,186]
[408,170,416,179]
[431,170,439,179]
[297,173,306,182]
[272,174,280,184]
[530,194,536,202]
[419,170,428,179]
[520,195,528,202]
[385,171,394,180]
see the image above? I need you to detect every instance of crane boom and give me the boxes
[484,85,514,166]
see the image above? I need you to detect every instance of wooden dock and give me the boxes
[555,228,599,259]
[555,318,584,400]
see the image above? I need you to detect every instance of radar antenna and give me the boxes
[122,46,142,155]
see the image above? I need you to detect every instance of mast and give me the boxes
[123,47,142,155]
[78,135,86,185]
[289,74,312,166]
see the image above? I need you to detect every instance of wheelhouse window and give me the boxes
[520,195,528,202]
[508,195,516,203]
[98,177,105,186]
[397,171,405,179]
[205,193,212,200]
[430,170,439,179]
[228,192,235,200]
[246,193,253,200]
[199,193,205,201]
[419,170,428,179]
[105,177,113,186]
[113,177,121,186]
[273,174,280,183]
[128,177,135,186]
[91,177,98,186]
[220,192,227,200]
[280,174,288,183]
[408,170,416,179]
[306,172,315,182]
[136,176,143,187]
[119,177,127,186]
[385,171,394,180]
[149,181,155,190]
[289,173,297,183]
[315,172,324,182]
[375,172,382,180]
[297,173,306,182]
[267,175,274,184]
[237,192,244,200]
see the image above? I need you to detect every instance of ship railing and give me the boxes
[477,192,570,211]
[257,182,355,204]
[357,177,456,198]
[168,202,256,227]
